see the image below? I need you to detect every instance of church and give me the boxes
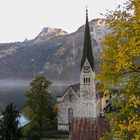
[57,10,110,132]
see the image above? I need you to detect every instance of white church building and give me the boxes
[57,10,110,132]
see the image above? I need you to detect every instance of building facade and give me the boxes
[57,10,109,131]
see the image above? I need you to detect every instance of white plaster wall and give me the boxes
[101,95,110,110]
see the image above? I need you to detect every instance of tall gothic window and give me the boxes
[68,108,73,124]
[69,94,72,101]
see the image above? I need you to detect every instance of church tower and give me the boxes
[79,9,98,118]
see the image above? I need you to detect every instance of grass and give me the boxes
[20,123,69,140]
[20,138,68,140]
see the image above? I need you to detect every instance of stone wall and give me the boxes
[57,87,80,131]
[79,59,99,118]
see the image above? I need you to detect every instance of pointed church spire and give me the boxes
[81,8,94,71]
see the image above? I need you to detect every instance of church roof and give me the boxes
[58,82,105,99]
[81,10,94,71]
[71,83,80,92]
[58,83,80,98]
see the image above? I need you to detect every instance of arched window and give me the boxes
[69,94,72,101]
[68,108,73,124]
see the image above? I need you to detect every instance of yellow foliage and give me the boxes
[98,0,140,139]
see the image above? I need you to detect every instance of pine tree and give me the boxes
[0,103,20,140]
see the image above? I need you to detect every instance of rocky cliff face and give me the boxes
[35,27,68,42]
[0,19,110,80]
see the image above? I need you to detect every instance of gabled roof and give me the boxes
[58,83,80,99]
[81,10,94,71]
[58,82,107,100]
[71,83,80,92]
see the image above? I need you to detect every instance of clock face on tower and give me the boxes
[83,66,90,73]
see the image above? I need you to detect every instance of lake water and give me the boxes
[19,114,29,127]
[0,79,78,126]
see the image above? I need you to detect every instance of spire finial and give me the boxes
[86,5,88,15]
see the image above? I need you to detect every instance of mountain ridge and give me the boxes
[0,18,110,80]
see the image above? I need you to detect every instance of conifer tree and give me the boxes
[0,103,20,140]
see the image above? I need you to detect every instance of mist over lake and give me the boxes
[0,79,77,112]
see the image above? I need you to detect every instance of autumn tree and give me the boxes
[23,76,56,139]
[98,0,140,139]
[0,103,20,140]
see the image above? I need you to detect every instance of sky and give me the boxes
[0,0,127,43]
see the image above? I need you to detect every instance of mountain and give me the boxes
[0,19,110,80]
